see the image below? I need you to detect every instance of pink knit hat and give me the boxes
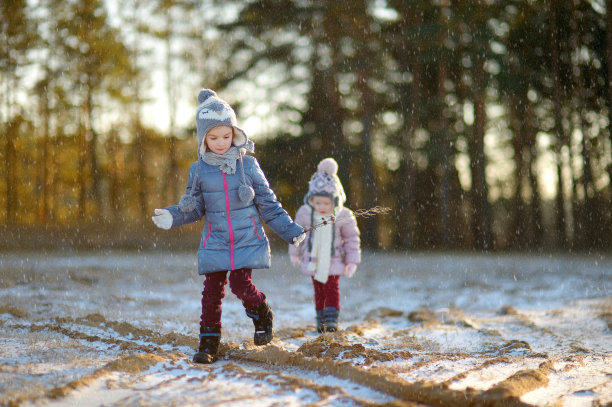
[304,158,346,208]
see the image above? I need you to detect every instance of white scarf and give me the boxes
[308,211,333,283]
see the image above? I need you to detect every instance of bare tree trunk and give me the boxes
[470,55,493,250]
[162,11,179,204]
[438,51,452,248]
[4,71,16,224]
[397,77,420,248]
[606,0,612,194]
[510,95,527,249]
[134,124,148,218]
[1,44,5,223]
[3,130,10,224]
[39,82,50,223]
[396,32,422,249]
[130,3,147,219]
[107,131,121,214]
[5,118,17,225]
[570,0,595,247]
[49,121,61,222]
[78,115,87,219]
[523,100,544,249]
[86,86,100,217]
[165,136,178,202]
[549,0,568,249]
[358,69,378,248]
[3,124,11,224]
[393,3,428,249]
[397,130,416,248]
[528,147,544,248]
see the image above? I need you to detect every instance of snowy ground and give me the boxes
[0,250,611,406]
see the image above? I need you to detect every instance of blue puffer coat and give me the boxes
[165,155,303,274]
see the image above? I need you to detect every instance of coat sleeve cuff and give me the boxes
[345,252,361,264]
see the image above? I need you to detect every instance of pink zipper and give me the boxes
[202,223,212,248]
[251,217,261,240]
[222,172,235,270]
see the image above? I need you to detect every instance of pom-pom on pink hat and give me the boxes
[304,158,346,208]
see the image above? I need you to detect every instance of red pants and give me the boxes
[200,268,266,328]
[312,275,340,310]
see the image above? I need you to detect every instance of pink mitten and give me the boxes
[344,263,357,277]
[290,255,301,266]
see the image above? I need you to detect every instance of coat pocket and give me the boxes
[251,216,261,240]
[251,217,262,240]
[202,223,212,248]
[337,246,346,260]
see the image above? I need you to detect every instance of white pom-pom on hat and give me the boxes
[317,157,338,176]
[198,89,217,104]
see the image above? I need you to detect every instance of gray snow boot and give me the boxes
[193,326,221,364]
[245,300,274,345]
[316,309,326,333]
[324,307,339,332]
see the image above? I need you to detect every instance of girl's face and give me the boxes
[205,126,233,154]
[311,196,334,215]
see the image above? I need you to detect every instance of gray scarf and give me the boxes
[203,146,241,174]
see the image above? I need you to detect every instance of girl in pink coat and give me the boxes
[289,158,361,332]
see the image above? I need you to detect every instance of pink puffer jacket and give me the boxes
[289,205,361,276]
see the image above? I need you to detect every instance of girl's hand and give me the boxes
[292,233,305,247]
[290,255,301,266]
[344,263,357,278]
[152,209,172,230]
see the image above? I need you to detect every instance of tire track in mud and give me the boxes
[499,305,608,357]
[4,311,556,407]
[46,353,171,399]
[227,343,553,407]
[317,307,557,406]
[244,306,555,407]
[367,305,543,355]
[5,315,404,406]
[46,356,405,407]
[12,313,198,353]
[2,315,194,407]
[212,362,407,407]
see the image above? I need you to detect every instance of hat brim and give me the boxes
[232,127,247,148]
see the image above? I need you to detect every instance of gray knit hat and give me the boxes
[196,89,249,154]
[304,158,346,208]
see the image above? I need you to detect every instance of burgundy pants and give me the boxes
[312,275,340,310]
[200,268,266,328]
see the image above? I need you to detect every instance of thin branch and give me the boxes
[300,206,391,234]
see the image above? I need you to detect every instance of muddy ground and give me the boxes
[0,251,611,406]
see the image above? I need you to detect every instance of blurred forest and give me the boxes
[1,0,612,251]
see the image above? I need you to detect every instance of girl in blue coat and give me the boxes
[152,89,305,364]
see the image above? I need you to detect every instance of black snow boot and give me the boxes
[193,326,221,364]
[324,307,339,332]
[316,309,326,333]
[245,300,274,345]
